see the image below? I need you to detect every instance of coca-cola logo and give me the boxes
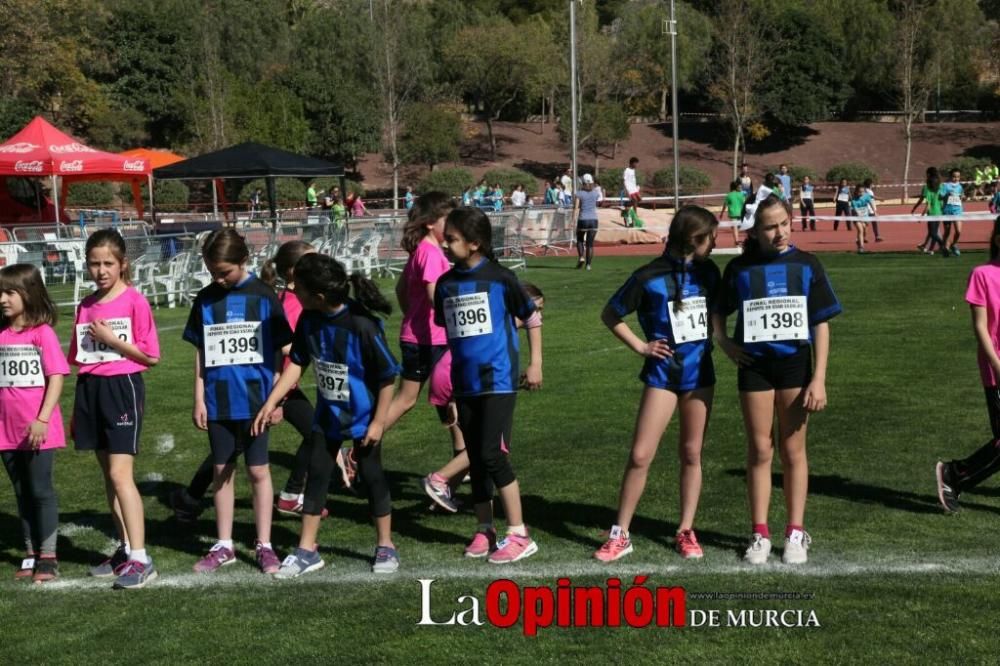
[49,143,97,154]
[14,160,44,173]
[60,160,84,172]
[0,142,39,154]
[123,159,145,172]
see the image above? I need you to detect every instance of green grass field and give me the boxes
[2,251,998,663]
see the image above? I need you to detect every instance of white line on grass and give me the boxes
[31,556,1000,592]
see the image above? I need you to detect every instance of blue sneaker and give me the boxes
[112,559,158,590]
[372,546,400,574]
[275,548,325,579]
[950,244,961,257]
[90,544,128,578]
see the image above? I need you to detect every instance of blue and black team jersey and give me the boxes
[607,252,720,391]
[433,258,536,397]
[290,307,399,441]
[183,274,293,420]
[715,246,841,358]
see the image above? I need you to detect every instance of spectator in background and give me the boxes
[249,188,263,220]
[492,183,504,212]
[345,191,367,217]
[777,165,792,206]
[510,184,527,207]
[405,186,415,210]
[721,179,746,245]
[320,187,334,223]
[561,167,574,198]
[544,180,558,206]
[307,181,318,210]
[739,163,753,198]
[462,185,474,207]
[623,157,641,204]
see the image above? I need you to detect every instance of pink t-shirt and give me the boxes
[966,261,1000,387]
[67,286,160,376]
[399,239,450,346]
[0,324,70,450]
[280,289,302,376]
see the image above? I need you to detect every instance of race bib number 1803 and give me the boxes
[0,345,44,387]
[204,322,264,366]
[75,318,133,364]
[742,296,809,342]
[443,293,493,339]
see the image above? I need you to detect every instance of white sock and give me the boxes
[217,539,234,550]
[124,542,131,555]
[507,524,528,537]
[258,542,272,550]
[129,548,149,564]
[280,491,298,501]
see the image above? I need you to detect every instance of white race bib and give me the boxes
[670,297,708,343]
[315,359,350,402]
[947,194,961,207]
[801,189,813,200]
[837,192,849,202]
[0,345,44,388]
[75,318,133,364]
[204,321,263,367]
[742,296,809,342]
[443,293,493,339]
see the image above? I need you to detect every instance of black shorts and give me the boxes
[577,219,598,231]
[738,347,812,392]
[73,373,145,455]
[208,420,270,467]
[399,342,448,383]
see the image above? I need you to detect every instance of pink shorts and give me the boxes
[428,349,453,407]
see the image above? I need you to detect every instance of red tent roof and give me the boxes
[119,148,184,170]
[0,116,149,177]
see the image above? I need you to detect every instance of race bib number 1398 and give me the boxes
[742,296,809,342]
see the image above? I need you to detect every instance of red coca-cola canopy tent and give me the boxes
[0,116,151,223]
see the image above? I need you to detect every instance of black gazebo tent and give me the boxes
[153,141,344,224]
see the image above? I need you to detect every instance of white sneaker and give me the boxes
[782,529,811,565]
[744,533,772,565]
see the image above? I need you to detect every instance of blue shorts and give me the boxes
[640,347,715,393]
[72,373,145,455]
[208,420,270,467]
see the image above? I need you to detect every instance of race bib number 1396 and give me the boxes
[443,293,493,339]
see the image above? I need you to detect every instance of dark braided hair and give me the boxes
[664,206,719,309]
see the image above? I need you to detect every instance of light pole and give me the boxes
[667,0,680,211]
[569,1,579,195]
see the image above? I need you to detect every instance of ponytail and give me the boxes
[348,273,392,319]
[259,258,278,287]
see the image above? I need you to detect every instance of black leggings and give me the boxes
[458,394,517,504]
[576,221,597,266]
[834,201,852,230]
[2,449,58,556]
[949,387,1000,492]
[302,434,391,517]
[186,389,314,499]
[922,220,944,250]
[799,200,816,230]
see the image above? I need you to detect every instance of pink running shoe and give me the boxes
[464,528,497,558]
[594,531,633,563]
[255,541,280,574]
[675,529,704,560]
[488,533,539,564]
[193,544,236,573]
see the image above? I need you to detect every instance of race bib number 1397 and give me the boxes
[742,296,809,342]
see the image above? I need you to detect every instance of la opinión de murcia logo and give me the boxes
[49,143,97,154]
[0,142,39,154]
[123,160,146,172]
[14,160,44,173]
[417,578,821,634]
[60,160,84,172]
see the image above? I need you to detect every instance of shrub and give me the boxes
[651,166,711,195]
[120,181,190,212]
[418,167,474,196]
[938,157,988,178]
[482,168,537,195]
[825,162,878,185]
[66,182,116,207]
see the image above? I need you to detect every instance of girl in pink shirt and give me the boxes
[381,192,467,512]
[68,229,160,589]
[937,216,1000,512]
[0,264,69,583]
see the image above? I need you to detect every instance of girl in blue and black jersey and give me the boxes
[594,206,721,564]
[183,229,293,575]
[712,195,841,567]
[433,207,544,565]
[253,253,400,577]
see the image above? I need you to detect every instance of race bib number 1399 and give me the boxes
[204,322,264,366]
[443,293,493,339]
[742,296,809,342]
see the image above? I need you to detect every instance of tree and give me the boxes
[894,0,934,200]
[558,102,630,175]
[613,1,713,119]
[399,104,462,172]
[708,0,775,177]
[367,0,434,208]
[443,20,544,159]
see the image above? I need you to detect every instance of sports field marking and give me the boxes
[155,433,176,454]
[29,556,1000,592]
[57,522,106,538]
